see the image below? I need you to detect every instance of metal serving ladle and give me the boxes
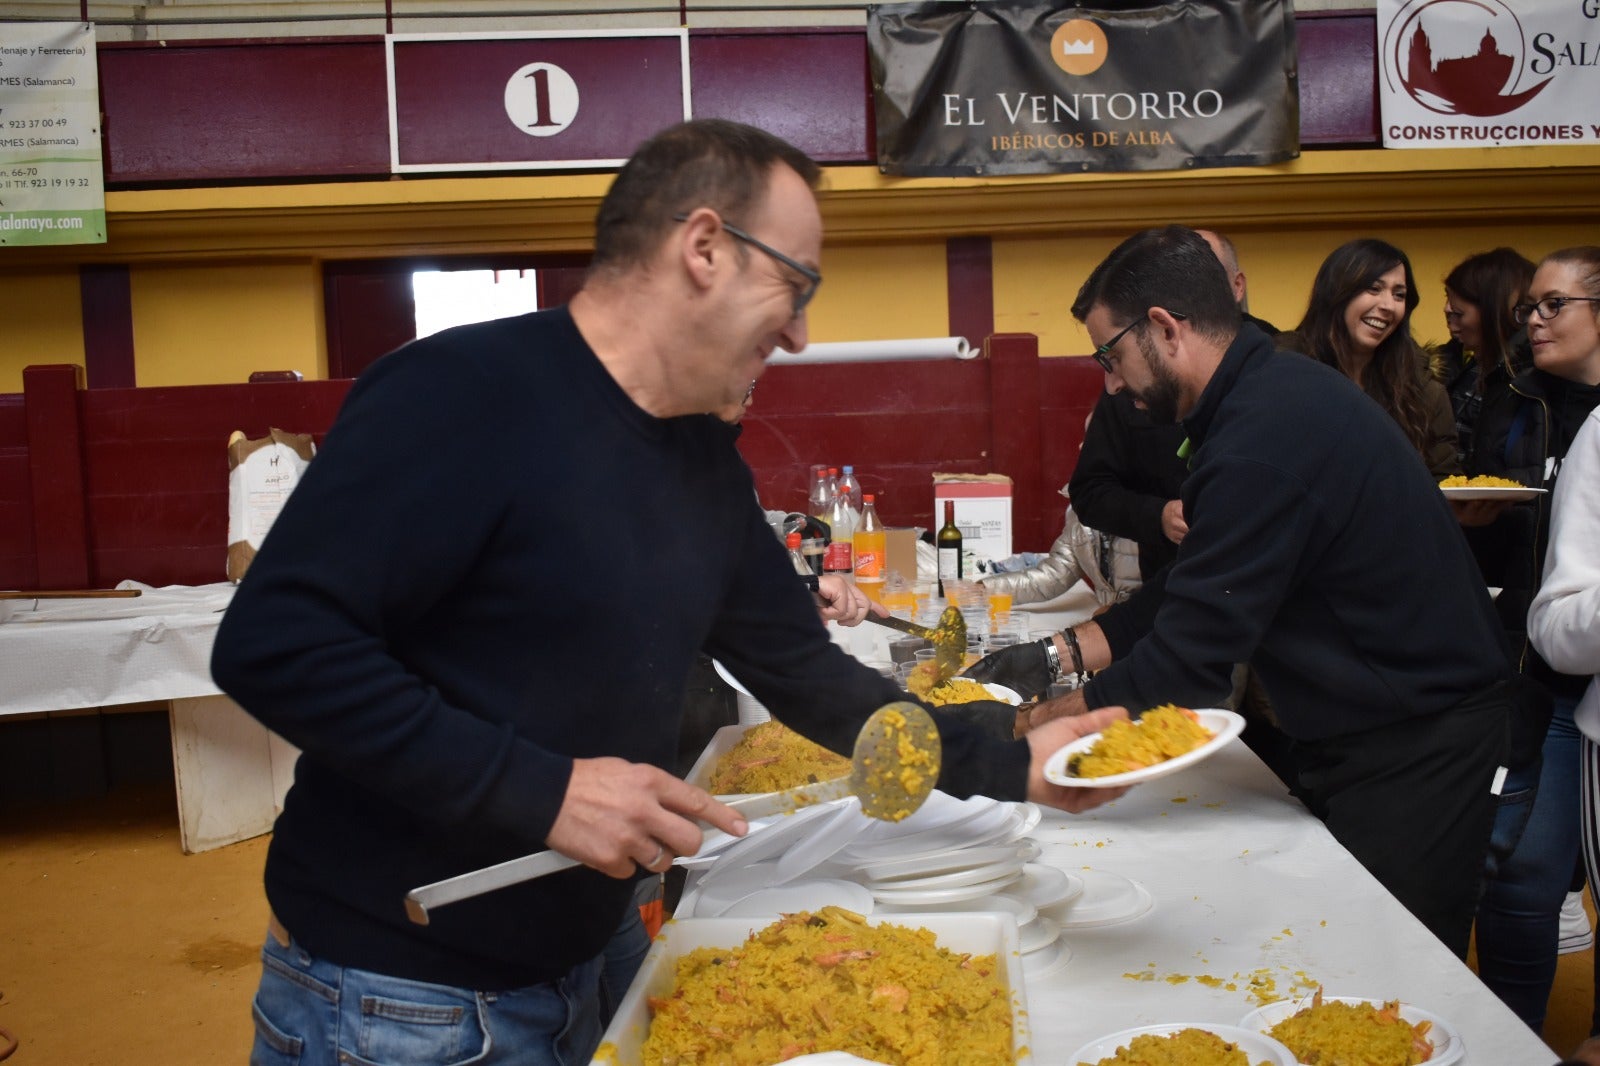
[864,604,967,682]
[403,702,941,924]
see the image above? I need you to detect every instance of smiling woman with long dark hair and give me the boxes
[1278,238,1460,476]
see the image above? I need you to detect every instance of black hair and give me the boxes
[1071,225,1241,344]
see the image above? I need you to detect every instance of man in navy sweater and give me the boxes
[971,225,1522,959]
[212,119,1124,1066]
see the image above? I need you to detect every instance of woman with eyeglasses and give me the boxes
[1468,246,1600,1034]
[1437,248,1536,469]
[1277,238,1461,476]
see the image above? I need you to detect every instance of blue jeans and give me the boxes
[1476,692,1581,1032]
[250,928,604,1066]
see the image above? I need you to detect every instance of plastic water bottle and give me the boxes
[785,532,813,577]
[826,483,857,540]
[807,465,832,522]
[837,465,863,513]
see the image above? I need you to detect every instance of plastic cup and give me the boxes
[889,636,931,664]
[987,591,1014,619]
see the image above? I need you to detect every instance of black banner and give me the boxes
[869,0,1299,176]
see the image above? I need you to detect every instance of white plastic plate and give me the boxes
[1439,485,1544,501]
[1043,708,1246,789]
[1240,995,1464,1066]
[1070,1023,1296,1066]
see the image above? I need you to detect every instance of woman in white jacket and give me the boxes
[1528,405,1600,1040]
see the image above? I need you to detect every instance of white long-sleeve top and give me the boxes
[1528,406,1600,741]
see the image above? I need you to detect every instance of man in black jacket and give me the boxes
[1069,227,1273,580]
[211,119,1124,1066]
[973,225,1520,958]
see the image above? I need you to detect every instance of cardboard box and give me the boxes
[884,527,920,583]
[933,473,1013,573]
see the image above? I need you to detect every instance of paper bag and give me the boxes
[227,428,316,583]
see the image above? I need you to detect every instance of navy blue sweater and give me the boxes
[211,307,1028,990]
[1086,328,1511,740]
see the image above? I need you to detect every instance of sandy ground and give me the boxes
[0,783,267,1064]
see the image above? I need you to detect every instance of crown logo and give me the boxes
[1059,38,1097,55]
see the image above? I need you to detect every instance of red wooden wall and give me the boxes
[89,15,1380,189]
[0,343,1104,591]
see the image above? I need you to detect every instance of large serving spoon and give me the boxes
[403,702,941,924]
[864,604,967,682]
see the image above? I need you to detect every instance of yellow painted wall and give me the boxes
[129,260,326,387]
[810,238,948,343]
[0,269,83,394]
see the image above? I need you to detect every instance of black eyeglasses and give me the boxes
[672,212,822,317]
[1513,296,1600,325]
[1091,310,1188,373]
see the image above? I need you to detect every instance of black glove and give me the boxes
[932,699,1023,743]
[962,638,1053,701]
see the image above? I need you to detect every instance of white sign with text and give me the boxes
[0,21,105,246]
[1378,0,1600,148]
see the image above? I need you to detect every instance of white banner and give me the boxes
[1378,0,1600,148]
[0,21,105,247]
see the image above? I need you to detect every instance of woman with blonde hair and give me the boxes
[1278,238,1459,475]
[1469,245,1600,1034]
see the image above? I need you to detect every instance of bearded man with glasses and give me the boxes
[969,224,1529,960]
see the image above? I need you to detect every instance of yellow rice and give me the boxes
[906,666,999,706]
[707,721,850,795]
[1438,474,1524,488]
[1067,705,1213,778]
[1079,1027,1266,1065]
[1266,995,1433,1065]
[641,907,1012,1066]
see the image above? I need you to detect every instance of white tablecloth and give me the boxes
[0,581,233,716]
[1023,740,1555,1064]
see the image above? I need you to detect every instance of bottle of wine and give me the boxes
[937,499,963,598]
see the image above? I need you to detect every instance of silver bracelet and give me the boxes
[1041,637,1063,681]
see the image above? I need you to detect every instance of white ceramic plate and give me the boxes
[1071,1023,1296,1066]
[1043,709,1246,789]
[593,913,1030,1066]
[1007,863,1083,911]
[1049,869,1154,928]
[1440,484,1544,501]
[1240,996,1465,1066]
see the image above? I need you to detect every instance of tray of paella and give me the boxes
[590,908,1029,1066]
